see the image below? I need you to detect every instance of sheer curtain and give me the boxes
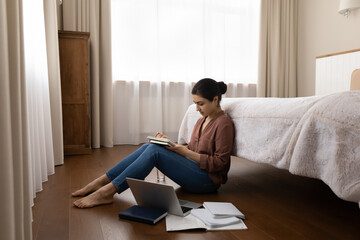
[23,0,55,196]
[112,0,260,144]
[0,1,32,238]
[44,0,64,166]
[1,0,61,239]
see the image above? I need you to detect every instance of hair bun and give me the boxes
[218,82,227,94]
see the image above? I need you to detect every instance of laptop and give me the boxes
[126,177,202,216]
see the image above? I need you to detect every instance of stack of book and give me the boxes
[166,202,247,231]
[191,202,245,228]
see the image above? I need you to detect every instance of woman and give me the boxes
[73,78,235,208]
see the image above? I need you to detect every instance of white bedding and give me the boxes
[178,91,360,204]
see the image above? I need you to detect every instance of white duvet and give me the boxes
[178,91,360,204]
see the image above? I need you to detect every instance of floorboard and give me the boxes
[32,145,360,240]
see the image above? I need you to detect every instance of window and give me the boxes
[111,0,260,84]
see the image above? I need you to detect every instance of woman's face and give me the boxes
[192,94,218,117]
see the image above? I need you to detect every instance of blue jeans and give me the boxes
[106,143,217,194]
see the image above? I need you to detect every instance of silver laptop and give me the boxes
[126,178,202,216]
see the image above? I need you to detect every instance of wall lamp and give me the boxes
[339,0,360,17]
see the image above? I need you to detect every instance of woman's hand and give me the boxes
[166,144,201,163]
[155,132,169,139]
[166,144,187,155]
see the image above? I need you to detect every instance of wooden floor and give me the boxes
[32,145,360,240]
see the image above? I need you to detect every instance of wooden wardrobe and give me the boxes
[58,31,91,155]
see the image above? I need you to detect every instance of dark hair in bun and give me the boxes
[192,78,227,103]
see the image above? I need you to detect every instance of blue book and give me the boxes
[119,205,168,225]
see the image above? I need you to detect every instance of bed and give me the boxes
[178,69,360,205]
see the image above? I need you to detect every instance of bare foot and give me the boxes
[73,183,117,208]
[72,174,110,197]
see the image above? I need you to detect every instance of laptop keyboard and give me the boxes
[181,206,192,213]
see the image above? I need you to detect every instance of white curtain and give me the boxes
[0,0,62,239]
[0,1,32,239]
[23,0,56,196]
[44,0,64,166]
[113,81,194,143]
[112,0,260,144]
[113,81,257,145]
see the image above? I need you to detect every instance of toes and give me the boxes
[72,190,83,197]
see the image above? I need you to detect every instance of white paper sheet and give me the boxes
[165,214,247,232]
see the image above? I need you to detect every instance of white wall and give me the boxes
[297,0,360,96]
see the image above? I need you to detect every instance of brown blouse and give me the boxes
[187,111,235,188]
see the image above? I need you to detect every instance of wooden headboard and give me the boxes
[351,68,360,90]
